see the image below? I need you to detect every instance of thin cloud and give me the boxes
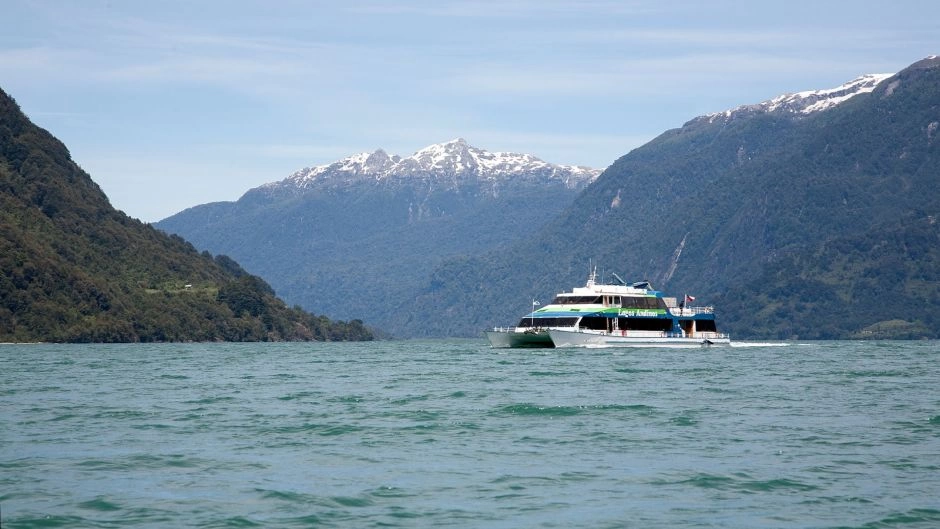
[257,144,372,162]
[438,52,888,99]
[0,46,90,74]
[349,0,653,18]
[564,26,913,54]
[101,55,306,84]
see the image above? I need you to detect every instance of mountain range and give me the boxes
[163,56,940,339]
[267,138,597,194]
[156,140,601,335]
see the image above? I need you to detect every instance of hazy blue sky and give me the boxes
[3,0,938,221]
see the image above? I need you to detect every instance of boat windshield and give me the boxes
[621,296,666,309]
[518,317,579,328]
[551,295,603,305]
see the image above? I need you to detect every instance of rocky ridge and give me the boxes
[702,72,894,124]
[261,138,602,194]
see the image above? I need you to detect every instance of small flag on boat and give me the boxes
[684,294,696,303]
[533,300,540,306]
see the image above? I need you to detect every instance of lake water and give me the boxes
[1,340,939,528]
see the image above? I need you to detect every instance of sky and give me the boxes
[2,1,938,222]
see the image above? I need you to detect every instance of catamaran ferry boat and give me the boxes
[485,268,730,348]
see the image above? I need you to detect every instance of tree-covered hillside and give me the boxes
[717,214,940,339]
[402,57,940,339]
[0,88,372,342]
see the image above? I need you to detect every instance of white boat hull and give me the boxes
[549,329,730,348]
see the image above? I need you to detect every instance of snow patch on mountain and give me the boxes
[705,73,894,124]
[264,138,601,193]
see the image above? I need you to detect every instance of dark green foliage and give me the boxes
[398,58,940,339]
[0,87,373,343]
[717,215,940,339]
[218,276,271,317]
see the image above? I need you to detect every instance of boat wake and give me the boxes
[729,342,790,348]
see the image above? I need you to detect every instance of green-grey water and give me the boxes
[1,340,938,528]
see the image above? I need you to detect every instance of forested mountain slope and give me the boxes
[0,88,372,342]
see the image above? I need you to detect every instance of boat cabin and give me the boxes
[519,289,718,337]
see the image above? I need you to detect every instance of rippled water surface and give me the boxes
[2,340,939,528]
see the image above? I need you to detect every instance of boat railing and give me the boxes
[490,326,552,333]
[570,329,730,340]
[670,306,715,316]
[695,331,730,339]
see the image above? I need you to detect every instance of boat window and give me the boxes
[621,296,666,309]
[578,316,610,330]
[618,317,674,332]
[696,320,718,332]
[552,295,603,305]
[517,317,579,328]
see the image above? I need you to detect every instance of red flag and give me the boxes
[685,294,696,303]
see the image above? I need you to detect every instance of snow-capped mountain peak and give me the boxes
[705,72,894,123]
[412,138,479,173]
[267,139,602,193]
